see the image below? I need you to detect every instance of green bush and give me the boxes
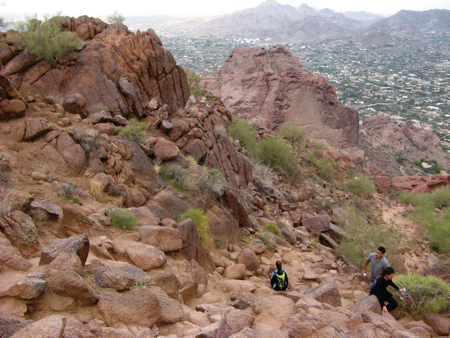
[159,164,194,191]
[309,140,328,150]
[106,11,125,24]
[188,72,203,97]
[337,204,401,269]
[395,274,450,315]
[228,119,257,154]
[117,118,146,142]
[255,138,299,180]
[204,93,214,98]
[178,209,213,247]
[278,122,308,145]
[264,223,280,235]
[196,168,229,197]
[306,152,335,180]
[399,189,450,253]
[346,174,376,198]
[15,14,81,67]
[107,207,138,231]
[261,231,276,251]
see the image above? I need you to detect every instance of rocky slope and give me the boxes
[0,18,449,338]
[201,45,359,145]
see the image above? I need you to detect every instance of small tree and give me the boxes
[15,13,81,67]
[106,11,125,25]
[188,72,203,97]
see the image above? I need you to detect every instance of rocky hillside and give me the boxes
[0,17,449,338]
[200,45,359,145]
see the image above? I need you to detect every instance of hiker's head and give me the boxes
[276,260,282,271]
[382,267,395,280]
[376,246,386,259]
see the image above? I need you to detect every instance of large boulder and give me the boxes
[217,309,255,338]
[39,234,90,266]
[201,45,359,144]
[125,242,167,270]
[10,315,66,338]
[302,214,330,233]
[63,93,89,118]
[138,226,182,252]
[237,248,260,271]
[302,282,342,307]
[0,244,32,271]
[97,289,161,327]
[153,137,179,160]
[423,312,450,336]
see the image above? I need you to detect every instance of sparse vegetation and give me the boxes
[264,223,280,235]
[106,11,125,24]
[306,152,336,180]
[178,209,213,247]
[215,235,228,249]
[255,138,299,180]
[251,160,274,188]
[204,93,214,98]
[117,119,146,143]
[346,174,376,198]
[28,208,50,226]
[187,72,203,97]
[89,178,104,200]
[278,122,308,145]
[337,204,400,269]
[309,140,328,150]
[214,125,228,141]
[15,13,81,67]
[88,102,109,114]
[159,164,194,191]
[0,188,12,217]
[260,231,276,251]
[395,274,450,315]
[399,188,450,253]
[106,207,138,231]
[228,119,257,154]
[196,168,229,197]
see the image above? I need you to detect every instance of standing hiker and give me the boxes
[270,260,289,291]
[363,246,389,291]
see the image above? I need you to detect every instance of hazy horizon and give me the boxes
[1,0,450,20]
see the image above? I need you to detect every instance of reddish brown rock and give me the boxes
[237,248,260,271]
[63,93,89,118]
[125,242,167,270]
[97,289,161,327]
[302,214,330,233]
[39,234,90,266]
[153,137,179,160]
[1,51,37,76]
[0,99,26,120]
[152,272,181,300]
[201,45,358,144]
[0,189,33,213]
[48,267,98,305]
[217,309,255,338]
[156,295,186,325]
[138,226,183,252]
[302,282,342,307]
[223,264,247,280]
[0,277,47,299]
[0,244,32,271]
[23,118,51,141]
[402,121,441,151]
[423,312,450,336]
[10,315,66,338]
[55,132,86,175]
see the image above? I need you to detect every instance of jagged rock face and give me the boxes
[3,17,189,118]
[402,120,441,151]
[201,45,359,144]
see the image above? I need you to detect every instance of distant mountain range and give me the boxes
[167,0,450,45]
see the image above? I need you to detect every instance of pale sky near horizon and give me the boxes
[1,0,449,19]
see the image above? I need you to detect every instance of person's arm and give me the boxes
[388,280,400,291]
[285,273,289,287]
[363,260,369,275]
[270,273,277,288]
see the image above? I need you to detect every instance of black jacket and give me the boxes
[369,276,399,308]
[270,269,289,291]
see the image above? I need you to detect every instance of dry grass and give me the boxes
[29,208,50,226]
[90,178,105,200]
[153,163,161,175]
[186,155,198,167]
[188,105,198,114]
[88,102,109,114]
[214,125,228,141]
[35,160,62,183]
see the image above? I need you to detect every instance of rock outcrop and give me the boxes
[201,45,359,144]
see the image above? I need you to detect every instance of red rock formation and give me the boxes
[201,45,359,144]
[375,174,450,194]
[1,17,189,119]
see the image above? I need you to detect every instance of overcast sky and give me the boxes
[2,0,450,19]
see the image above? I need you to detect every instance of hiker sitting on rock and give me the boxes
[270,260,289,291]
[370,266,405,313]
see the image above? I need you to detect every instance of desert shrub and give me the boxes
[89,179,104,200]
[204,93,214,98]
[228,119,257,154]
[106,11,125,24]
[215,235,227,249]
[188,72,203,97]
[306,152,335,180]
[399,189,450,253]
[255,138,299,180]
[186,155,198,167]
[264,223,280,235]
[278,122,308,145]
[15,14,81,67]
[395,274,450,315]
[310,238,318,248]
[153,163,161,174]
[346,174,376,198]
[70,128,101,154]
[106,207,138,231]
[251,160,274,188]
[261,231,276,251]
[117,119,146,142]
[337,204,401,269]
[196,168,229,197]
[159,164,194,191]
[88,102,109,114]
[178,209,213,247]
[28,208,50,226]
[241,232,250,245]
[214,125,228,141]
[309,140,328,150]
[61,181,77,198]
[310,197,333,211]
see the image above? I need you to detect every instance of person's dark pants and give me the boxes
[385,294,398,312]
